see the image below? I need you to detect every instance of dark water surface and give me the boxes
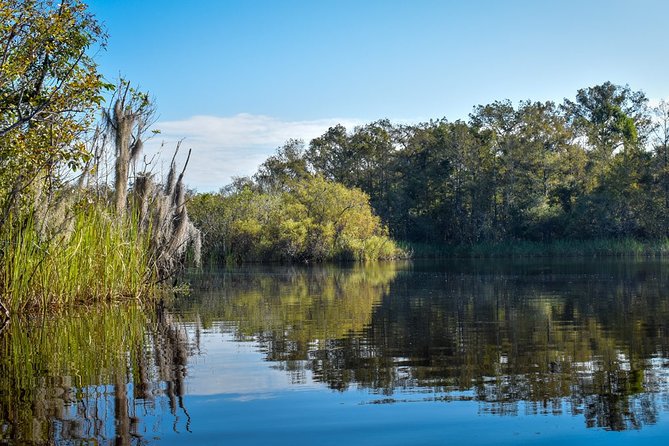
[3,259,669,444]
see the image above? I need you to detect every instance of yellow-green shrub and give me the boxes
[188,176,407,263]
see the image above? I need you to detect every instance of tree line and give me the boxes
[214,82,669,249]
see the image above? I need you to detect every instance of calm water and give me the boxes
[3,260,669,444]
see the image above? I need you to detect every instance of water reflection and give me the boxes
[2,260,669,444]
[0,304,197,444]
[180,261,669,431]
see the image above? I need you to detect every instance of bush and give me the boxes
[189,176,407,263]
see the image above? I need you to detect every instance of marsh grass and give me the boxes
[0,202,154,312]
[408,238,669,259]
[0,304,168,443]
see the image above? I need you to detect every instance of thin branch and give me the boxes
[0,48,87,137]
[179,148,192,177]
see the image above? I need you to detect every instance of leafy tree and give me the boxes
[0,0,107,218]
[254,139,309,192]
[189,176,403,263]
[562,83,654,237]
[652,101,669,211]
[564,82,650,152]
[306,124,352,183]
[563,82,651,188]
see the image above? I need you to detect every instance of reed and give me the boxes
[0,201,154,312]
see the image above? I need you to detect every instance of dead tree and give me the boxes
[134,145,201,281]
[103,81,153,214]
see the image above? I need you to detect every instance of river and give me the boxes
[2,259,669,444]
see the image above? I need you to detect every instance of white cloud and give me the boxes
[648,97,669,108]
[142,113,362,192]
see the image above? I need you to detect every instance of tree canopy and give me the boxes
[234,83,668,246]
[0,0,107,217]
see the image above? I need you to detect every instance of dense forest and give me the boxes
[190,82,669,261]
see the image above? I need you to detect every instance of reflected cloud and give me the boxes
[5,261,669,442]
[185,330,321,396]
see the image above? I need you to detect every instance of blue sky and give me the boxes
[86,0,669,190]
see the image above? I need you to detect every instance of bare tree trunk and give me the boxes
[112,98,133,214]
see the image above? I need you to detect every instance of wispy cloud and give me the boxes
[143,113,362,192]
[649,97,669,108]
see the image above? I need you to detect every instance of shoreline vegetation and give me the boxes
[0,1,200,316]
[188,84,669,267]
[188,176,407,264]
[188,81,669,265]
[405,238,669,259]
[188,237,669,266]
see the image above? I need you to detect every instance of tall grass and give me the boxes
[407,238,669,259]
[0,202,154,312]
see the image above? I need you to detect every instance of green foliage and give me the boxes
[246,82,668,249]
[189,177,406,263]
[0,0,108,216]
[427,238,669,258]
[0,85,197,312]
[0,0,198,312]
[0,0,154,312]
[0,197,153,312]
[254,139,310,191]
[192,82,669,262]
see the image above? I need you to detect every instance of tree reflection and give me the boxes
[176,264,399,360]
[183,260,669,431]
[3,261,669,438]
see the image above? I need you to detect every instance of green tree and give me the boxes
[512,101,581,239]
[470,100,525,239]
[189,176,403,263]
[563,82,650,189]
[652,101,669,213]
[0,0,107,218]
[564,83,654,237]
[306,124,353,183]
[254,139,310,192]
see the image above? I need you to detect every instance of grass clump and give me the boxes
[0,200,153,312]
[0,82,201,316]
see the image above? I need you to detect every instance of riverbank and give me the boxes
[405,238,669,259]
